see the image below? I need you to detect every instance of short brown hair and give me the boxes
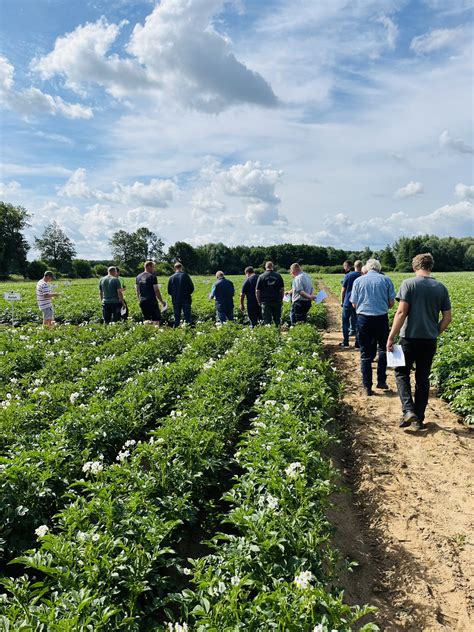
[244,266,254,274]
[265,261,274,270]
[412,253,434,271]
[144,260,155,270]
[290,262,301,272]
[343,260,353,268]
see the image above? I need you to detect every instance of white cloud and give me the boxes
[439,129,473,154]
[394,180,424,198]
[0,180,21,197]
[410,27,465,54]
[0,163,72,177]
[454,182,474,199]
[57,168,178,207]
[375,15,399,50]
[0,55,92,119]
[31,2,276,113]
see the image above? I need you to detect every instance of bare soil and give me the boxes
[322,289,473,631]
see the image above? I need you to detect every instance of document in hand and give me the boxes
[314,290,328,304]
[283,294,291,302]
[387,344,406,368]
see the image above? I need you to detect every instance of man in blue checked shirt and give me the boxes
[351,259,396,396]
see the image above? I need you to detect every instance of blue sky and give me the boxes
[1,0,473,258]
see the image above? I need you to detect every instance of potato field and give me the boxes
[0,272,471,630]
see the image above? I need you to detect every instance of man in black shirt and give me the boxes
[256,261,284,326]
[136,260,166,326]
[167,262,194,327]
[240,266,261,327]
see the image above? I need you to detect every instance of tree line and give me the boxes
[1,201,473,280]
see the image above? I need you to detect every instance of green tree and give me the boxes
[168,241,199,273]
[0,201,30,278]
[35,221,76,273]
[72,259,92,278]
[109,228,165,271]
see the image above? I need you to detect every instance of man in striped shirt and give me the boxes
[36,271,59,326]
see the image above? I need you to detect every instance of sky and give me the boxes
[1,0,473,259]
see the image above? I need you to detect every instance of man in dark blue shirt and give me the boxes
[136,261,166,326]
[256,261,284,325]
[340,260,362,347]
[240,266,261,327]
[210,271,235,323]
[167,262,194,327]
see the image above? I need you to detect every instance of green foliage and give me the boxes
[72,259,93,278]
[0,201,30,279]
[34,221,76,273]
[26,259,48,280]
[109,228,165,270]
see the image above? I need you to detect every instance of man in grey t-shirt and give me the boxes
[387,253,452,430]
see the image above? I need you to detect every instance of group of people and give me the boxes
[210,261,316,327]
[340,254,452,430]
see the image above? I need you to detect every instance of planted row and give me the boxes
[0,325,281,629]
[0,323,238,560]
[169,325,377,631]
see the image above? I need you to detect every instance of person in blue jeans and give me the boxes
[351,259,396,396]
[340,260,362,347]
[210,271,235,323]
[167,262,194,327]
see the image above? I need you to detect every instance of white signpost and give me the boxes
[3,292,21,326]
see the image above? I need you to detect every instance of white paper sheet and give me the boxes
[387,344,405,367]
[314,290,328,304]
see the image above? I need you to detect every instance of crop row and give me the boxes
[0,325,281,629]
[166,325,376,631]
[0,323,239,560]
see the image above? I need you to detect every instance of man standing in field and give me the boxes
[99,266,125,324]
[256,261,284,326]
[351,259,396,396]
[167,262,194,327]
[289,263,314,324]
[210,271,235,323]
[240,266,261,327]
[387,253,452,430]
[136,261,166,326]
[340,260,362,347]
[36,270,59,326]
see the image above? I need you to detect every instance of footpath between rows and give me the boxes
[321,287,473,631]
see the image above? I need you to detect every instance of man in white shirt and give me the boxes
[36,271,59,326]
[289,263,315,324]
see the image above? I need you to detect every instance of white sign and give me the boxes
[3,292,21,301]
[387,345,406,368]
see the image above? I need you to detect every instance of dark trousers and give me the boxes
[172,300,192,327]
[290,300,311,325]
[217,302,234,323]
[342,304,358,344]
[395,338,437,421]
[357,313,389,388]
[102,302,121,324]
[262,301,282,326]
[247,307,261,328]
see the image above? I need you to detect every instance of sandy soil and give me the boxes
[322,289,473,631]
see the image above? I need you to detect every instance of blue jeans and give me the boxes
[357,313,389,388]
[172,301,192,327]
[217,302,234,323]
[342,304,358,344]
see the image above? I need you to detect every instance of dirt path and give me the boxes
[322,288,473,631]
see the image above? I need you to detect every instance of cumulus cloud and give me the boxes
[0,181,21,197]
[454,182,474,199]
[410,27,465,54]
[196,160,287,226]
[394,181,424,198]
[439,129,473,154]
[313,201,474,249]
[0,55,92,119]
[31,1,276,113]
[57,168,178,207]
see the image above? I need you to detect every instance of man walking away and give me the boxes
[99,266,124,324]
[168,262,194,327]
[210,271,234,323]
[340,260,362,347]
[289,263,314,324]
[136,261,166,326]
[387,253,452,430]
[240,266,261,327]
[256,261,284,326]
[351,259,396,396]
[36,271,58,326]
